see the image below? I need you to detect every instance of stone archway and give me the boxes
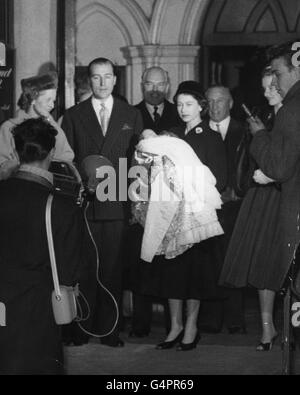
[193,0,300,115]
[61,0,300,108]
[198,0,300,87]
[62,0,209,107]
[201,0,300,46]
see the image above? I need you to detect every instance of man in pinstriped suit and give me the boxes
[62,58,143,347]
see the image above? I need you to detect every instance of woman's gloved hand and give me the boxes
[253,169,274,185]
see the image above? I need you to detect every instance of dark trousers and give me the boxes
[132,294,153,334]
[198,289,244,330]
[198,200,245,330]
[125,224,170,334]
[132,294,170,335]
[91,220,125,339]
[68,220,125,342]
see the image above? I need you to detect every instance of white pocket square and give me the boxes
[122,123,132,130]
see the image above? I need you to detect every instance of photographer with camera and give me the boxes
[0,118,85,375]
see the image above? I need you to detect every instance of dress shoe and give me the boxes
[156,330,184,350]
[63,334,89,347]
[128,329,149,338]
[256,333,278,351]
[176,332,201,351]
[64,339,89,347]
[198,324,221,334]
[228,325,247,335]
[100,336,124,348]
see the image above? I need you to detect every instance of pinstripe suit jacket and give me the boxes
[62,96,143,220]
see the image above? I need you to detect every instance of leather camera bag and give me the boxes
[46,194,78,325]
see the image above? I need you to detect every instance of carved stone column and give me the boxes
[121,44,200,104]
[60,0,76,110]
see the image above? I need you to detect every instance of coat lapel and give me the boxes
[78,98,105,152]
[140,101,155,128]
[226,119,241,145]
[175,125,186,139]
[160,100,172,124]
[101,99,125,156]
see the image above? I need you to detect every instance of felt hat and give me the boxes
[173,80,205,102]
[21,72,58,95]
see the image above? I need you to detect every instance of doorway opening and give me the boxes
[202,45,270,121]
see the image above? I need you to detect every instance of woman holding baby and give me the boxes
[136,81,227,351]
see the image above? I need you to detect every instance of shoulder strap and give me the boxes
[46,194,61,299]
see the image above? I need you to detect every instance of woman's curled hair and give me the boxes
[17,93,32,112]
[13,118,57,163]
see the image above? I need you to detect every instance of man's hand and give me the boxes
[247,116,265,136]
[253,169,274,185]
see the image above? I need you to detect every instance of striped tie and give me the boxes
[153,106,161,126]
[100,103,108,136]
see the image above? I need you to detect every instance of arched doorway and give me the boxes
[200,0,300,118]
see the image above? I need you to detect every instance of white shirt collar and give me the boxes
[209,116,231,141]
[92,95,114,124]
[145,102,165,120]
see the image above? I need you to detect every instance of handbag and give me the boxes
[46,194,79,325]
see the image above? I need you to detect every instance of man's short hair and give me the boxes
[13,118,57,163]
[141,66,169,84]
[205,85,233,101]
[87,57,116,77]
[267,40,300,70]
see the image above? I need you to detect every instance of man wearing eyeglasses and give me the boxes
[135,66,183,134]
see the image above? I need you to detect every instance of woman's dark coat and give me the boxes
[251,80,300,285]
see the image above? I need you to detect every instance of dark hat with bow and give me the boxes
[173,80,205,102]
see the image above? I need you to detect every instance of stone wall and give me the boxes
[12,0,208,109]
[13,0,57,106]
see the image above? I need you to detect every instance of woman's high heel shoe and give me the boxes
[156,330,184,350]
[256,333,278,351]
[176,332,201,351]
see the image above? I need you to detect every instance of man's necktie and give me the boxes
[216,123,225,141]
[100,103,108,136]
[153,106,161,125]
